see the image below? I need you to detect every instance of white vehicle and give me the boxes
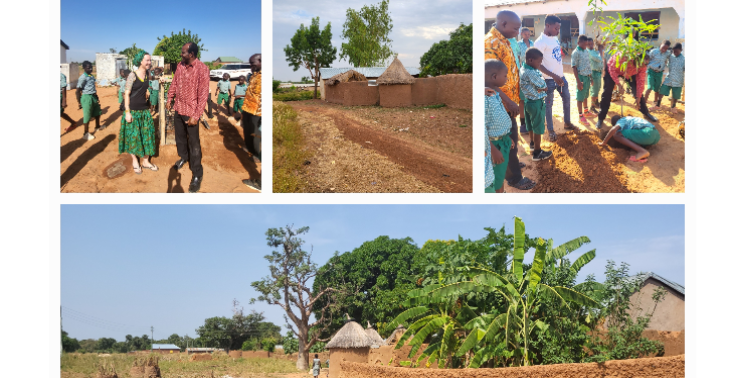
[210,63,252,80]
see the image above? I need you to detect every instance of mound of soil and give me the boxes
[532,131,631,193]
[190,353,213,361]
[129,366,145,378]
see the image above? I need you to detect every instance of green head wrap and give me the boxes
[133,50,149,67]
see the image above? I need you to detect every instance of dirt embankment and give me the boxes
[60,82,260,193]
[288,100,472,193]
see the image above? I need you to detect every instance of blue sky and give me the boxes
[61,0,261,63]
[61,205,684,341]
[273,0,472,81]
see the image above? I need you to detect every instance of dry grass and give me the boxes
[61,352,299,378]
[273,102,311,193]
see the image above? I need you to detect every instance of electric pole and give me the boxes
[151,326,154,350]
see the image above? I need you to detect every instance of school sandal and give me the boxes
[507,177,536,191]
[628,156,648,163]
[133,164,142,175]
[142,163,159,171]
[579,116,589,126]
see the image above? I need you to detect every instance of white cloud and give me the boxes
[401,25,455,40]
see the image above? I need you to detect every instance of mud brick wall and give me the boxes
[367,345,439,369]
[342,81,379,106]
[411,78,440,106]
[436,74,472,110]
[329,348,369,378]
[379,84,412,108]
[240,351,271,358]
[325,84,345,105]
[644,330,685,356]
[342,355,685,378]
[270,351,330,364]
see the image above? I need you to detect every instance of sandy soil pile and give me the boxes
[506,67,685,193]
[60,82,260,193]
[289,100,472,193]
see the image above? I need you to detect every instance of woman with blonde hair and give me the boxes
[119,50,158,174]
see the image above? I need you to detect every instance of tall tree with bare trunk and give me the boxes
[250,225,340,371]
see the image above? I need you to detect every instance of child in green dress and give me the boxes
[75,61,103,140]
[112,68,126,112]
[232,76,248,117]
[215,73,232,116]
[148,67,162,116]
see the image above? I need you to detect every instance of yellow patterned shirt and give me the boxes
[485,27,520,105]
[242,71,261,116]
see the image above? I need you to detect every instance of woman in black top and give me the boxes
[119,51,158,174]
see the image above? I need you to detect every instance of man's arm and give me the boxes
[192,64,210,121]
[166,71,178,108]
[62,87,67,107]
[607,55,621,86]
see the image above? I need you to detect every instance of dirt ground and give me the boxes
[288,100,472,193]
[60,80,260,193]
[506,66,685,193]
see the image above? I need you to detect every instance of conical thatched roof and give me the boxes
[325,319,374,349]
[386,324,407,345]
[325,69,368,86]
[376,57,416,85]
[365,322,386,347]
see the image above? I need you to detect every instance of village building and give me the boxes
[151,343,181,354]
[60,40,79,89]
[186,347,220,354]
[325,318,384,378]
[319,64,420,102]
[485,0,685,50]
[61,40,69,64]
[629,272,685,332]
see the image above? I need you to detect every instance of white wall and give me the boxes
[61,45,67,64]
[95,53,127,82]
[60,63,80,89]
[485,0,685,38]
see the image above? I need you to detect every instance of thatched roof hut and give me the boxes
[376,57,416,85]
[325,318,374,349]
[365,322,386,347]
[386,324,407,345]
[325,69,368,86]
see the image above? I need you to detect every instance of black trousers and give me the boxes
[505,116,523,184]
[174,112,204,178]
[598,61,650,122]
[242,111,261,156]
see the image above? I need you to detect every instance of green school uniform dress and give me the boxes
[660,54,685,100]
[646,47,672,92]
[148,77,160,106]
[485,93,512,192]
[588,49,603,98]
[571,47,592,101]
[113,76,126,104]
[77,73,102,123]
[519,62,547,135]
[61,73,68,114]
[616,117,660,146]
[217,80,231,105]
[119,72,156,158]
[233,84,248,112]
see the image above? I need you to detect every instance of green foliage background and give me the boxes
[419,24,472,77]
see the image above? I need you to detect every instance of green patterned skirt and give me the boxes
[119,109,156,157]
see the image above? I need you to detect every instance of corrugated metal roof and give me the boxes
[217,56,243,62]
[634,272,685,296]
[152,343,181,350]
[485,0,559,9]
[320,67,420,80]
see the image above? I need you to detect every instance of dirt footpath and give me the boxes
[506,67,684,193]
[60,81,260,193]
[289,100,472,193]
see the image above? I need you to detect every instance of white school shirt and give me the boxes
[533,32,563,80]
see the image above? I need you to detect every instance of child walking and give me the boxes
[571,35,594,126]
[587,37,604,114]
[232,76,248,117]
[148,67,162,115]
[312,354,321,377]
[485,59,513,193]
[520,48,553,161]
[75,61,104,140]
[215,73,232,116]
[60,71,77,131]
[599,115,661,162]
[646,40,672,108]
[656,43,685,113]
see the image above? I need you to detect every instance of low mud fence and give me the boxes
[325,74,472,110]
[342,355,685,378]
[644,330,685,356]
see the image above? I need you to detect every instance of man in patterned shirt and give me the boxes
[485,59,514,193]
[571,35,594,126]
[242,53,262,164]
[656,43,685,113]
[645,40,672,107]
[485,10,535,191]
[520,48,552,162]
[166,42,209,193]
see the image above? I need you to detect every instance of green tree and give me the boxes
[61,331,80,353]
[250,226,341,371]
[284,17,337,100]
[313,236,420,339]
[96,337,116,352]
[419,23,472,77]
[282,331,298,355]
[339,0,394,67]
[120,43,143,69]
[154,29,206,71]
[166,333,183,349]
[109,48,117,54]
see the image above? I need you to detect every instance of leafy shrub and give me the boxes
[241,338,259,351]
[261,338,277,353]
[282,332,298,355]
[273,80,281,93]
[272,91,320,102]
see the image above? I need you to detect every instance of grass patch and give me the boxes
[273,102,310,193]
[422,104,447,109]
[61,352,299,378]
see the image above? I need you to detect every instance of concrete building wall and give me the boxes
[96,53,127,82]
[342,82,379,106]
[152,349,180,354]
[379,85,412,108]
[629,277,685,332]
[151,55,165,70]
[342,355,684,378]
[485,0,685,39]
[61,44,67,64]
[329,348,369,378]
[61,63,80,89]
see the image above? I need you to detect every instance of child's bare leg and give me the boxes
[655,94,664,107]
[529,131,534,145]
[61,113,76,126]
[94,116,101,132]
[577,100,583,114]
[534,133,542,153]
[613,131,650,160]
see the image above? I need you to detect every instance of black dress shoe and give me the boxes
[596,118,604,130]
[173,159,187,171]
[644,112,658,122]
[189,176,202,193]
